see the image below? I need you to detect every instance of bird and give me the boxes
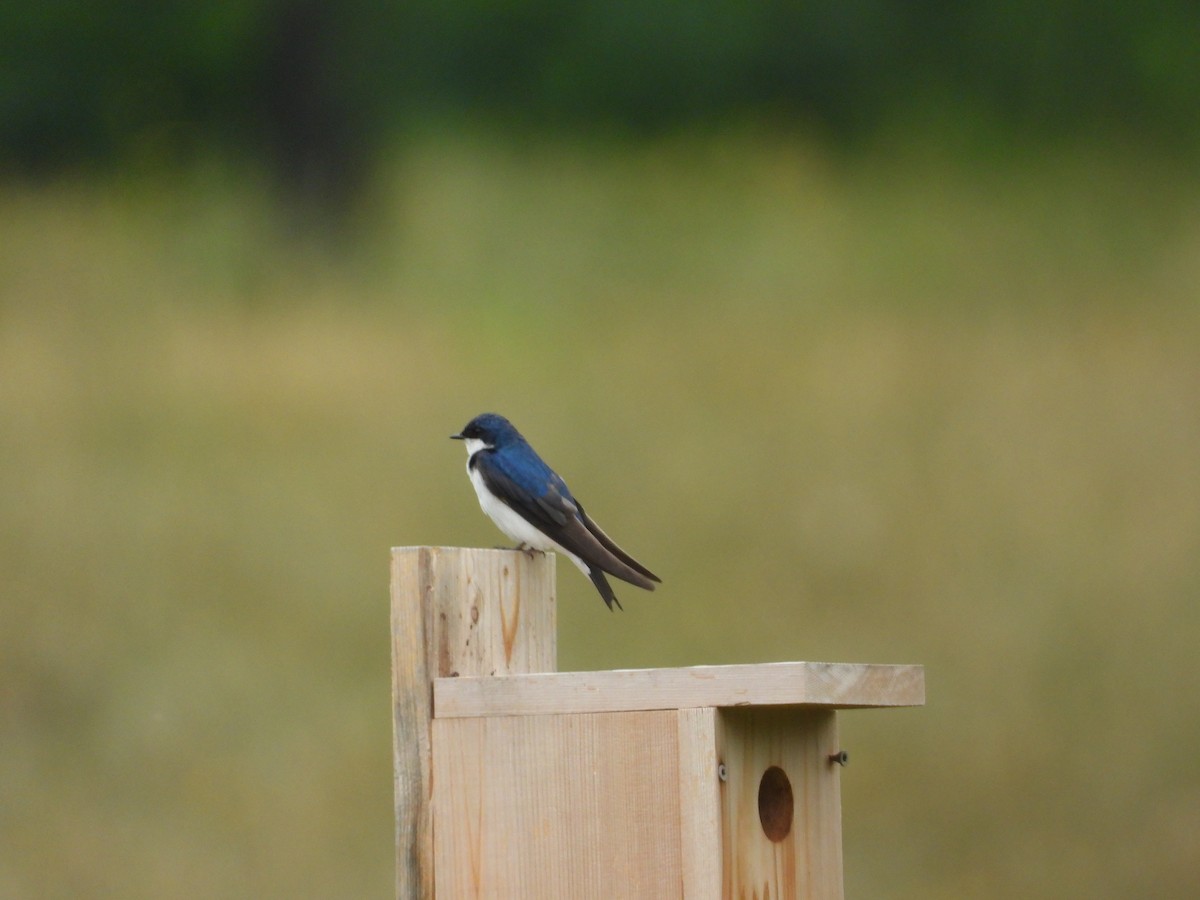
[451,413,660,610]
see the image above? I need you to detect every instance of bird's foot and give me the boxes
[512,542,544,559]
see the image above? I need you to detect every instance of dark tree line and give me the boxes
[3,1,1196,191]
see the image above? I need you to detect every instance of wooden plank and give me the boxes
[432,711,683,899]
[390,547,556,900]
[718,708,843,899]
[677,708,722,898]
[435,661,924,719]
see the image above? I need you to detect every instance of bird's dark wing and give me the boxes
[471,449,571,532]
[577,504,661,585]
[474,450,660,594]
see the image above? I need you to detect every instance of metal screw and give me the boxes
[717,762,728,782]
[828,750,849,766]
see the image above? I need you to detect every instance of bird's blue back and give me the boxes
[489,429,575,503]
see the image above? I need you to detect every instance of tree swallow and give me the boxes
[451,413,661,610]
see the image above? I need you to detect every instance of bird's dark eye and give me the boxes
[462,423,481,438]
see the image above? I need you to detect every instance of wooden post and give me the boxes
[391,547,924,898]
[390,546,556,900]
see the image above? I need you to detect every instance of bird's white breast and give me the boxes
[465,454,588,573]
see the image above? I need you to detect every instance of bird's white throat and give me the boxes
[461,437,491,457]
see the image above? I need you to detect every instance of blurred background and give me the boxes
[3,2,1199,897]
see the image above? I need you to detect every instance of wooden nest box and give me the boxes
[391,547,924,899]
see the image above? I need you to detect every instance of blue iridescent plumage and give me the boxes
[451,413,660,610]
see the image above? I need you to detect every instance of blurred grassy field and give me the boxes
[2,130,1199,898]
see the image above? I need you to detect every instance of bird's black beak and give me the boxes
[449,433,465,440]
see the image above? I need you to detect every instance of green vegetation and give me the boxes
[2,131,1198,897]
[5,3,1199,176]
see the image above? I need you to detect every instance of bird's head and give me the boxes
[450,412,519,455]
